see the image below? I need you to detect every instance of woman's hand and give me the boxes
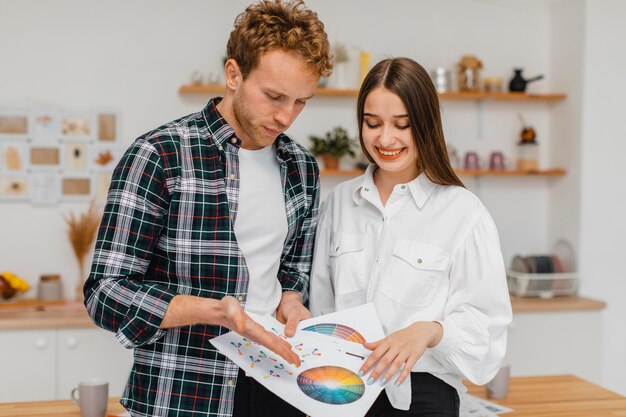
[359,321,443,386]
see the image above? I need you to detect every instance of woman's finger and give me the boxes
[395,353,419,386]
[381,353,409,385]
[367,347,399,384]
[359,339,387,377]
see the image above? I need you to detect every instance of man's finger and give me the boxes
[284,314,299,338]
[246,324,301,367]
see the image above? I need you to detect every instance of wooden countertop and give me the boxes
[0,375,623,416]
[465,374,626,416]
[0,295,607,330]
[0,300,94,330]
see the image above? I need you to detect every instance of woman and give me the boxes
[309,58,512,417]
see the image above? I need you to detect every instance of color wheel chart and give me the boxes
[297,366,365,405]
[302,323,366,343]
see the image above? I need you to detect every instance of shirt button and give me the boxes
[229,174,236,180]
[218,145,223,151]
[417,258,423,264]
[230,138,237,144]
[227,380,235,386]
[401,185,406,190]
[237,295,245,302]
[364,188,369,192]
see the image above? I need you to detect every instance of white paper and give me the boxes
[460,394,514,416]
[210,304,386,417]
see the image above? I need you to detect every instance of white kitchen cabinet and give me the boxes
[0,329,56,402]
[0,327,133,402]
[507,310,603,384]
[56,328,133,400]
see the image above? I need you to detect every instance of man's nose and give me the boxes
[274,104,295,129]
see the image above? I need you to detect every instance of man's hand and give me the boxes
[216,296,301,366]
[276,291,311,337]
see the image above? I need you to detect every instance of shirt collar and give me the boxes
[352,164,437,209]
[201,97,291,162]
[202,97,239,149]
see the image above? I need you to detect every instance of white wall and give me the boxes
[0,0,555,295]
[578,0,626,396]
[1,0,622,394]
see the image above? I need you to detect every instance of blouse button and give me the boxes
[227,380,235,386]
[237,295,245,302]
[229,174,236,180]
[230,138,237,144]
[401,185,406,190]
[417,258,423,264]
[218,145,224,151]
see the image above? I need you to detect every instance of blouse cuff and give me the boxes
[429,320,459,357]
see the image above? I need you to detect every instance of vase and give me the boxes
[322,155,340,170]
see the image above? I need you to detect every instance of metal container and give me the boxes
[430,68,451,93]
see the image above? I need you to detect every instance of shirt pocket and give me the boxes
[329,233,368,296]
[380,240,450,308]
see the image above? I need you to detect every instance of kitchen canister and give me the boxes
[38,274,63,301]
[430,67,451,93]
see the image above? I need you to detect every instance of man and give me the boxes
[84,1,333,416]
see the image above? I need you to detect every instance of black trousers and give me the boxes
[232,368,306,417]
[365,373,460,417]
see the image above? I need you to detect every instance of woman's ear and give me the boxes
[224,58,242,91]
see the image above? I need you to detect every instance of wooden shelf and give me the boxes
[439,91,566,101]
[321,168,566,177]
[511,295,606,313]
[320,169,365,176]
[179,84,566,101]
[456,168,566,177]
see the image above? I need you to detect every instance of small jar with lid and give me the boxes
[516,127,539,171]
[38,274,63,301]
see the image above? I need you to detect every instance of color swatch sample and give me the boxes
[297,366,365,405]
[302,323,366,343]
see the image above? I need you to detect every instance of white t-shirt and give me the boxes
[234,145,288,316]
[310,164,512,410]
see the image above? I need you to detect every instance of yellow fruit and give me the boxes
[0,272,30,292]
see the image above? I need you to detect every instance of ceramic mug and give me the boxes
[71,379,108,417]
[489,151,506,170]
[464,151,480,170]
[486,365,510,399]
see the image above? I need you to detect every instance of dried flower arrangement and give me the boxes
[65,201,101,301]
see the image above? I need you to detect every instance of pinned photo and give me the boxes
[0,113,29,139]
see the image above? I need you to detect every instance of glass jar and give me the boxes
[38,274,63,301]
[516,142,539,171]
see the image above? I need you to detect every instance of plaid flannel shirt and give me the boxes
[84,98,320,417]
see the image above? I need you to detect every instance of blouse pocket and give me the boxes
[329,233,368,296]
[380,240,450,308]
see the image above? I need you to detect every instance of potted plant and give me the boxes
[308,126,356,170]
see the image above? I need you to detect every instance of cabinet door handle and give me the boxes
[34,338,48,350]
[65,336,79,349]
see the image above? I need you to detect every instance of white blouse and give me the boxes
[309,165,512,410]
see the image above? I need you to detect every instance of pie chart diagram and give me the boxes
[301,323,366,343]
[296,366,365,405]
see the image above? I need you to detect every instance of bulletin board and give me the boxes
[0,107,122,205]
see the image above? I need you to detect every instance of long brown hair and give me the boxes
[356,57,464,187]
[227,0,333,78]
